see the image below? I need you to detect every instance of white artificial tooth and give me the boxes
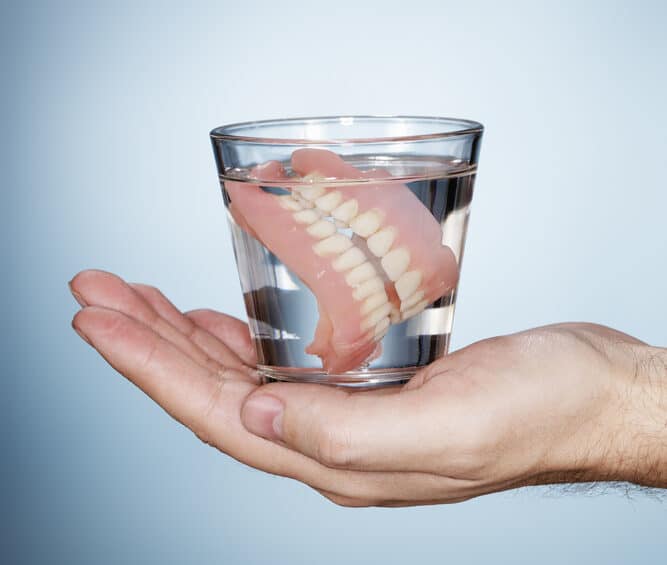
[331,198,358,224]
[293,209,321,224]
[331,246,366,272]
[400,290,425,312]
[350,209,382,238]
[334,220,347,228]
[361,302,392,331]
[367,226,396,257]
[401,300,428,321]
[360,292,388,315]
[345,262,376,286]
[312,234,353,256]
[381,246,410,281]
[278,195,303,211]
[294,194,315,208]
[389,305,401,324]
[302,172,324,182]
[374,317,391,339]
[314,191,342,212]
[352,277,384,300]
[395,270,423,300]
[299,185,326,201]
[306,219,337,239]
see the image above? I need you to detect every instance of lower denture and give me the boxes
[226,149,459,373]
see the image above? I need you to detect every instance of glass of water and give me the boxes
[210,116,483,387]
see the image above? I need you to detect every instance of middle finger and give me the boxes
[131,282,257,379]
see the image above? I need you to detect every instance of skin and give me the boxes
[70,269,667,507]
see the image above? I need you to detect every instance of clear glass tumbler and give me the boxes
[210,116,483,387]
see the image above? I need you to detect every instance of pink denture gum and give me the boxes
[225,148,459,373]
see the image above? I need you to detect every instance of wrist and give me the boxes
[603,344,667,487]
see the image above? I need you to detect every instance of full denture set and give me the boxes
[226,148,458,373]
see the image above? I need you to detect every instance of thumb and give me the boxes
[240,382,439,472]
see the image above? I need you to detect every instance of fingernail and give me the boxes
[72,321,92,346]
[68,281,87,307]
[242,394,284,441]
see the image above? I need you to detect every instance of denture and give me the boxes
[225,149,459,373]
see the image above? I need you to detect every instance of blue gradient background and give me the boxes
[4,1,666,563]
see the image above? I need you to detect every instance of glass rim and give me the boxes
[210,115,484,145]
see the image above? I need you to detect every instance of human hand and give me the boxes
[70,270,667,506]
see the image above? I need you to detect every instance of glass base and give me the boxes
[258,365,415,388]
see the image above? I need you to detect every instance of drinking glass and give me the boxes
[210,116,483,387]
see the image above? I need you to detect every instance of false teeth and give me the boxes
[278,196,303,211]
[331,198,359,223]
[367,226,396,257]
[373,317,391,340]
[312,234,353,256]
[350,209,382,238]
[352,277,385,301]
[395,270,422,300]
[293,209,320,224]
[360,292,389,316]
[361,302,393,331]
[332,247,366,272]
[306,219,337,239]
[381,246,410,281]
[315,191,343,212]
[400,290,425,312]
[299,185,326,200]
[345,262,377,286]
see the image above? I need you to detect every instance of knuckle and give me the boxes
[188,308,214,318]
[95,309,127,337]
[193,375,229,446]
[182,318,199,340]
[314,422,356,469]
[138,338,160,374]
[141,284,160,297]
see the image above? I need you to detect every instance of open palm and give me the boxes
[70,270,661,506]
